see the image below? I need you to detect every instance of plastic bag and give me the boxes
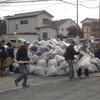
[46,65,59,76]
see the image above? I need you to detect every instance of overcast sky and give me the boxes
[0,0,99,26]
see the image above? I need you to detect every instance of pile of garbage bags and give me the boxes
[13,38,100,77]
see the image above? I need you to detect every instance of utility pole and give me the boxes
[77,0,78,36]
[76,0,79,44]
[99,0,100,46]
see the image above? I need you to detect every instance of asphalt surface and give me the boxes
[0,72,100,100]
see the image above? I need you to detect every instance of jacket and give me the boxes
[65,45,79,60]
[7,46,14,58]
[16,46,30,61]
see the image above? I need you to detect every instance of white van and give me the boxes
[9,38,26,48]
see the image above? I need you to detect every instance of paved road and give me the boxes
[0,72,100,100]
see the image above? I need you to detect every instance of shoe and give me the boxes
[68,78,76,81]
[15,81,18,87]
[22,85,30,87]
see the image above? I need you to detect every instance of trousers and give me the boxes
[78,68,89,76]
[66,60,74,79]
[15,63,28,86]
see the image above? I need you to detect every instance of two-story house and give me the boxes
[5,10,58,42]
[52,19,77,38]
[81,18,99,40]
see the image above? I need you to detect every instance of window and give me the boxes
[16,24,18,30]
[84,26,87,32]
[20,20,28,24]
[43,19,49,24]
[62,28,63,31]
[43,32,48,38]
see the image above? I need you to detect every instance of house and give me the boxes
[52,18,77,38]
[5,10,58,42]
[0,20,6,35]
[81,18,99,40]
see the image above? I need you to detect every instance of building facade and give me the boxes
[0,20,6,35]
[81,18,99,40]
[5,10,58,42]
[53,19,77,37]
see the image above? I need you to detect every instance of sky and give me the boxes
[0,0,99,26]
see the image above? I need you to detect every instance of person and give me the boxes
[15,41,30,87]
[0,40,8,75]
[6,42,14,74]
[77,43,89,78]
[65,41,79,80]
[94,49,100,59]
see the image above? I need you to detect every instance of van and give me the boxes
[9,38,26,48]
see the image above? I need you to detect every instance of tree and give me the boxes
[67,25,84,38]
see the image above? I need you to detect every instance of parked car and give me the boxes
[74,39,85,45]
[9,38,26,48]
[79,39,85,45]
[94,38,99,44]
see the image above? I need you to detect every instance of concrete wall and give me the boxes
[39,28,57,40]
[6,17,38,34]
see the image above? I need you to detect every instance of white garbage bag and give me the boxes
[90,58,98,64]
[54,55,65,64]
[54,49,64,56]
[48,59,58,68]
[46,65,59,76]
[48,50,57,59]
[58,61,69,70]
[13,63,19,72]
[56,67,67,75]
[78,55,90,69]
[31,54,40,62]
[34,66,45,76]
[89,64,98,73]
[28,51,34,60]
[37,59,47,68]
[27,64,36,74]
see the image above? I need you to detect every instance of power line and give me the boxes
[61,0,99,9]
[0,0,99,12]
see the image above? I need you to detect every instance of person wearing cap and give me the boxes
[15,41,30,87]
[65,41,79,80]
[77,43,89,78]
[6,42,14,74]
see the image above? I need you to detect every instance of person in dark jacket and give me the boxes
[6,42,14,74]
[0,40,8,75]
[15,41,30,87]
[65,41,79,80]
[95,49,100,59]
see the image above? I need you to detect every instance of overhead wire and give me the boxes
[0,0,99,12]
